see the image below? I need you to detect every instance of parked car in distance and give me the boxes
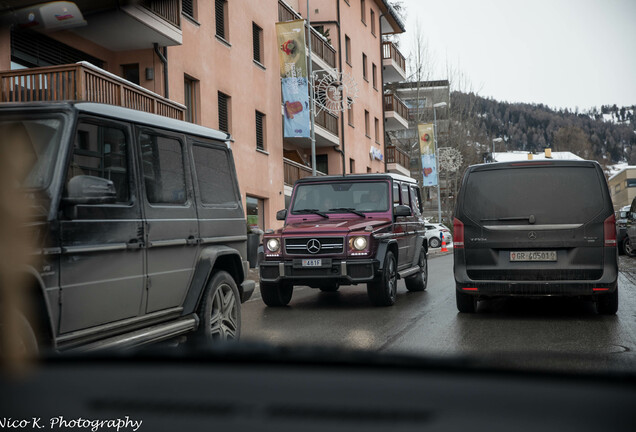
[453,160,618,314]
[1,101,255,354]
[616,205,631,255]
[424,222,452,248]
[260,173,428,307]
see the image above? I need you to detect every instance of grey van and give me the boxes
[453,160,618,314]
[1,101,254,353]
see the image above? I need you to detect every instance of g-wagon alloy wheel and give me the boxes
[198,271,241,341]
[367,251,398,306]
[405,248,428,292]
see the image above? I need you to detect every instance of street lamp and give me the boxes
[433,102,447,223]
[492,137,503,160]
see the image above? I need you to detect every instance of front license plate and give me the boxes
[510,251,557,262]
[302,259,322,267]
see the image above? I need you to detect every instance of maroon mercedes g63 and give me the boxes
[260,173,428,307]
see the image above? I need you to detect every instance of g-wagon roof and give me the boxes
[295,173,417,184]
[468,159,600,172]
[0,101,231,143]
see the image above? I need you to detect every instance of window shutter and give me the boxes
[215,0,225,39]
[218,92,229,132]
[253,23,261,63]
[182,0,194,18]
[255,111,264,150]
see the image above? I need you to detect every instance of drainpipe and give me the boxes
[154,43,169,99]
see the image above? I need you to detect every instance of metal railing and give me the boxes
[284,158,326,185]
[140,0,181,28]
[384,93,408,120]
[385,145,410,169]
[314,109,339,136]
[382,41,406,74]
[0,62,186,120]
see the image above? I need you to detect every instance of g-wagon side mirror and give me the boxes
[64,175,117,205]
[393,205,411,217]
[276,209,288,221]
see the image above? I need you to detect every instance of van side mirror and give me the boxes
[393,205,411,217]
[63,175,117,205]
[276,209,288,221]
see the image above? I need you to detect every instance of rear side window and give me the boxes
[139,132,187,205]
[462,166,606,224]
[192,144,238,207]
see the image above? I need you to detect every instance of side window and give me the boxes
[68,122,130,203]
[192,144,238,207]
[410,186,422,215]
[393,183,401,205]
[139,132,187,205]
[401,184,411,208]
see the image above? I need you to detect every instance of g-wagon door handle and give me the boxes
[126,239,143,250]
[186,236,199,246]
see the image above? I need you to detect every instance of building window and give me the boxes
[361,0,366,24]
[362,53,368,81]
[372,63,377,89]
[370,9,376,35]
[316,154,328,174]
[364,110,370,137]
[182,0,196,20]
[374,117,380,143]
[218,91,230,132]
[246,196,265,230]
[255,110,265,151]
[347,99,354,127]
[184,76,199,124]
[615,184,621,193]
[349,158,355,174]
[215,0,228,41]
[122,63,140,85]
[253,23,263,65]
[345,35,351,65]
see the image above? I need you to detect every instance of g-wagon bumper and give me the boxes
[260,259,379,285]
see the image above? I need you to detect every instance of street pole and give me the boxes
[434,106,441,224]
[306,0,317,176]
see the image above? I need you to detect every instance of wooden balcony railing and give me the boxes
[385,145,410,169]
[278,1,336,69]
[0,62,186,120]
[382,41,406,74]
[140,0,180,28]
[284,158,326,186]
[384,93,408,121]
[314,109,339,136]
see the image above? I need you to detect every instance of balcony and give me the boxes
[72,0,182,51]
[278,1,337,71]
[385,145,411,177]
[284,158,326,186]
[383,93,409,131]
[0,62,186,120]
[314,109,340,147]
[382,42,406,83]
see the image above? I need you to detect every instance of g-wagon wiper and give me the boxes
[329,207,366,217]
[294,209,329,218]
[481,215,536,224]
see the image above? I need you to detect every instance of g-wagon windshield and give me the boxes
[291,181,390,214]
[1,117,64,189]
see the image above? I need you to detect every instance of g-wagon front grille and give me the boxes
[285,237,344,255]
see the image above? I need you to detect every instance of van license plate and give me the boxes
[302,259,322,267]
[510,251,557,262]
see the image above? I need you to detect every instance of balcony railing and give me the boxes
[0,62,186,120]
[140,0,180,28]
[384,93,408,120]
[284,158,326,186]
[315,109,339,136]
[385,145,410,169]
[278,1,336,69]
[382,41,406,74]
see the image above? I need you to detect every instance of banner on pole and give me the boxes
[276,19,310,138]
[418,123,437,186]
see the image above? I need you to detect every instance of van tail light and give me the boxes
[604,214,616,247]
[453,218,464,248]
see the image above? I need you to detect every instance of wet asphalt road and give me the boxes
[242,253,636,372]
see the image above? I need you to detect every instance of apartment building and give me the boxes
[608,166,636,211]
[0,0,405,230]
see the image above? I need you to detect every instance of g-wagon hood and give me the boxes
[281,218,391,235]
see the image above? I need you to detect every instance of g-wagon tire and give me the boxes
[261,281,293,307]
[319,283,340,292]
[405,248,428,292]
[624,237,635,257]
[196,271,241,341]
[596,288,618,315]
[367,251,398,306]
[429,237,441,248]
[456,288,477,313]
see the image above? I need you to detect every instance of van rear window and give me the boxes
[462,166,605,224]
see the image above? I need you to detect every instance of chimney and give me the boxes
[528,153,533,160]
[545,148,552,158]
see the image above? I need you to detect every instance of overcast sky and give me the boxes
[397,0,636,111]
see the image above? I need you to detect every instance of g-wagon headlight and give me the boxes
[351,236,368,251]
[266,238,280,252]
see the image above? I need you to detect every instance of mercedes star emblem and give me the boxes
[528,231,537,240]
[307,239,321,254]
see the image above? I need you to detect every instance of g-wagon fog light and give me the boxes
[352,236,368,251]
[267,238,280,252]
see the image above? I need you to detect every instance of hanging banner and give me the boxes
[276,19,310,138]
[418,123,437,186]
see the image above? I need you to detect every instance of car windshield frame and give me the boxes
[290,180,391,215]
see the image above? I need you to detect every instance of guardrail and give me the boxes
[284,158,326,185]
